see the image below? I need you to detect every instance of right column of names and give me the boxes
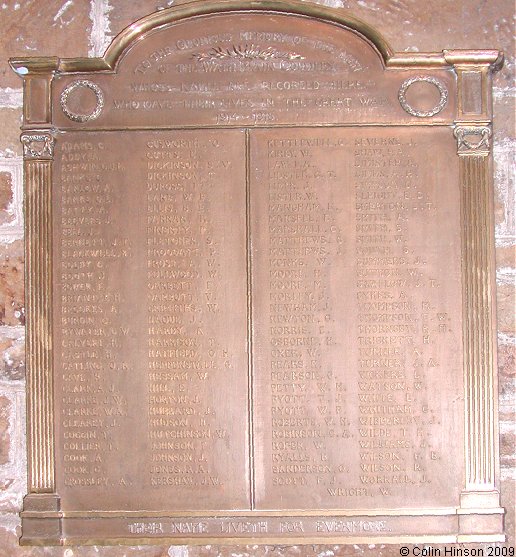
[251,127,464,511]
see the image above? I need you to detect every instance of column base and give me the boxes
[460,489,502,509]
[20,493,62,545]
[458,490,505,541]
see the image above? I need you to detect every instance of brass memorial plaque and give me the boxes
[11,0,505,546]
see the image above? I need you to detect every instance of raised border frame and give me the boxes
[10,0,504,545]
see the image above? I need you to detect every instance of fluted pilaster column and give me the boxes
[455,125,502,529]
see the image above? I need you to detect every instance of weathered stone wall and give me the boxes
[0,1,513,556]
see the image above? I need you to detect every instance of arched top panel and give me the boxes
[9,0,502,129]
[101,0,394,72]
[9,0,503,76]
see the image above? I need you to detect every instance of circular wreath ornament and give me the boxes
[398,76,448,118]
[60,80,104,123]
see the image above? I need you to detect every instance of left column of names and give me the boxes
[53,130,250,512]
[54,136,134,509]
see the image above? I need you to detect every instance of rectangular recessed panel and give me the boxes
[250,127,464,511]
[53,129,250,511]
[461,71,483,115]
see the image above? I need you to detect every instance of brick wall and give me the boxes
[0,1,513,556]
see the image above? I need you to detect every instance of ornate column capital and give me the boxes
[454,125,491,155]
[21,131,56,160]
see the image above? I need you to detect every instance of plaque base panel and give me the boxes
[20,508,505,545]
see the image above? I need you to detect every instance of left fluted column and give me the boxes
[20,132,62,544]
[9,57,62,544]
[22,132,56,495]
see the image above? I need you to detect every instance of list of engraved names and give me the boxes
[54,127,462,511]
[54,130,249,511]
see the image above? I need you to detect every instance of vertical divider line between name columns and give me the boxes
[245,128,256,509]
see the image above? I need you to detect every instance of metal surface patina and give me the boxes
[10,0,505,546]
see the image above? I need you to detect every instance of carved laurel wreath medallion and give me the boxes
[60,80,104,123]
[398,76,448,118]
